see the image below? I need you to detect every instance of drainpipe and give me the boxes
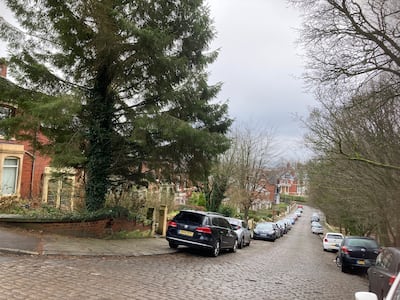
[24,150,35,200]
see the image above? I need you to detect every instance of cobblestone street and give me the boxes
[0,209,368,299]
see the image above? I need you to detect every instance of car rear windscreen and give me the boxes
[175,212,205,225]
[348,239,378,248]
[327,234,343,239]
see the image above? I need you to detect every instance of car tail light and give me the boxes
[324,238,328,242]
[389,275,396,286]
[196,226,212,234]
[341,246,349,254]
[167,221,177,228]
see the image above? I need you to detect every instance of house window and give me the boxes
[0,106,13,119]
[2,157,19,195]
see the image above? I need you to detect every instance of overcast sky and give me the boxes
[206,0,316,162]
[0,0,315,162]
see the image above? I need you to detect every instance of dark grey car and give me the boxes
[166,210,238,257]
[253,222,278,242]
[336,236,380,273]
[368,247,400,300]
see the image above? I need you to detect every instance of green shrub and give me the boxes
[218,205,235,217]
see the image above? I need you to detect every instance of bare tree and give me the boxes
[223,124,278,222]
[292,0,400,96]
[305,87,400,245]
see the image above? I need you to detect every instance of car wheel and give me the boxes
[341,263,348,273]
[211,241,221,257]
[168,241,178,249]
[238,238,244,249]
[336,256,342,268]
[230,239,238,253]
[336,257,348,273]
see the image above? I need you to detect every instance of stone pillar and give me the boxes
[157,205,168,236]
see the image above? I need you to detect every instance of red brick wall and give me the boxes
[4,219,151,238]
[20,136,51,199]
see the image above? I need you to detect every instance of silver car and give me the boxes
[226,217,251,249]
[311,222,324,234]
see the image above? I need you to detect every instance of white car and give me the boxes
[322,232,344,252]
[355,272,400,300]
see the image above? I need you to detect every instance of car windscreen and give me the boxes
[256,223,273,230]
[174,212,205,226]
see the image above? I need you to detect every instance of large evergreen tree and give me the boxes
[0,0,231,211]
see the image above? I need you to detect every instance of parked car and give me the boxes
[226,217,251,249]
[273,222,283,238]
[355,272,400,300]
[288,217,296,225]
[336,236,380,273]
[253,222,278,242]
[311,222,324,234]
[276,220,288,234]
[283,219,292,231]
[311,212,320,223]
[166,210,238,257]
[367,247,400,300]
[323,232,344,252]
[311,221,320,227]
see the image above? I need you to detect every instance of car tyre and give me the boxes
[336,257,348,273]
[168,241,178,249]
[336,256,342,268]
[230,239,238,253]
[238,238,244,249]
[211,241,221,257]
[341,263,348,273]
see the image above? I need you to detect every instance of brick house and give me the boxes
[0,62,77,209]
[277,163,307,197]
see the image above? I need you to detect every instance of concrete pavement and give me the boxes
[0,225,175,257]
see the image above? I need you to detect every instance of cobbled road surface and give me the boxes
[0,207,368,299]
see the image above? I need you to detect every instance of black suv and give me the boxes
[336,236,380,273]
[166,210,238,257]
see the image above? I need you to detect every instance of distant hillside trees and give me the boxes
[293,0,400,245]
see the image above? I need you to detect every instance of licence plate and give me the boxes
[179,230,194,237]
[357,260,365,265]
